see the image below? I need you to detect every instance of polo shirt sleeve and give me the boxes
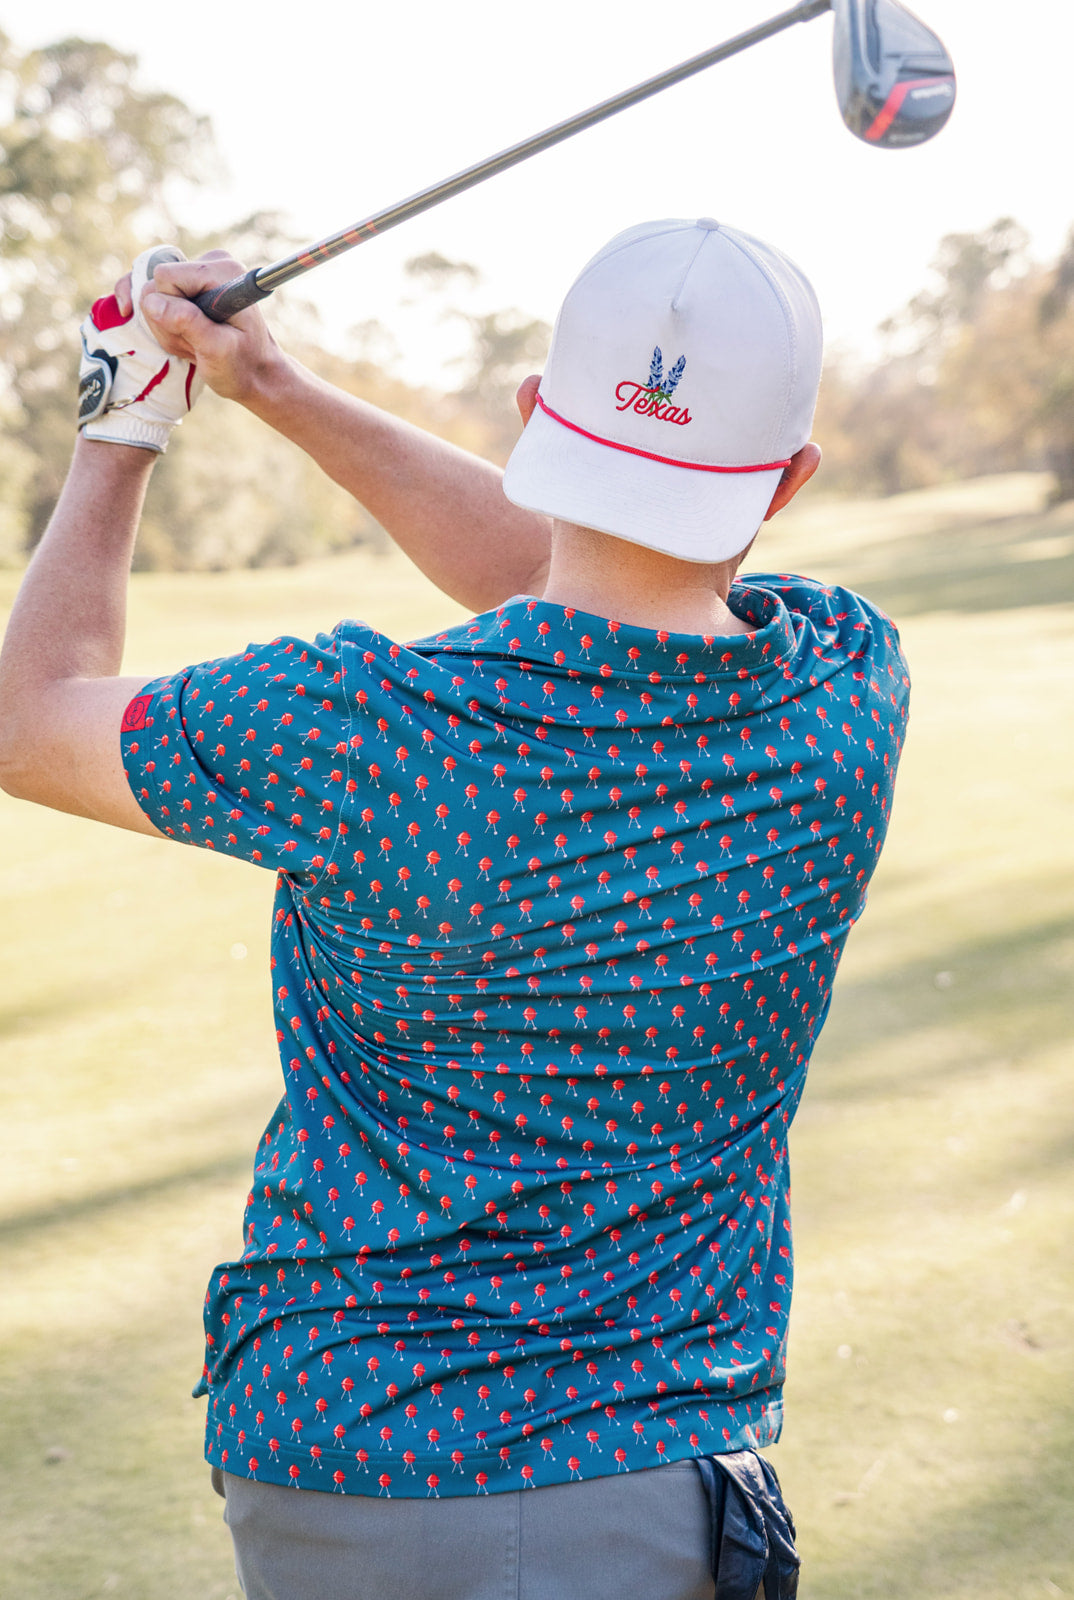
[120,628,352,877]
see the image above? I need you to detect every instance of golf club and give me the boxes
[194,0,955,325]
[833,0,955,145]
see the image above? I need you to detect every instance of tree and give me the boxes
[885,217,1030,351]
[404,252,550,463]
[453,307,551,463]
[0,42,552,571]
[812,218,1074,502]
[1035,227,1074,501]
[0,33,395,569]
[814,348,950,497]
[0,32,211,547]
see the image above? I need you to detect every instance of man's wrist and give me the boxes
[239,350,315,430]
[75,435,160,475]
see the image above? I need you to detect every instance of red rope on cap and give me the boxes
[535,393,789,475]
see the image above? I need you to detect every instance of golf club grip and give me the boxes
[193,268,274,323]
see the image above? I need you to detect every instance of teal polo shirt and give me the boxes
[121,578,909,1496]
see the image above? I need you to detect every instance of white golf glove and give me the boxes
[78,245,205,453]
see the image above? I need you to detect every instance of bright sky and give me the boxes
[6,0,1068,385]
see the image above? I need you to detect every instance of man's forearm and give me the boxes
[136,254,551,612]
[242,356,552,612]
[0,439,153,774]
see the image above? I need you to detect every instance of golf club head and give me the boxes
[832,0,955,148]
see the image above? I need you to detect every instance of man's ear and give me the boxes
[515,374,542,428]
[763,442,822,521]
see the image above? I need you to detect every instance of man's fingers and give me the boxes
[140,254,267,348]
[147,255,248,306]
[119,245,276,402]
[139,290,203,360]
[112,251,245,328]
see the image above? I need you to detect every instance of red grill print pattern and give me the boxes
[121,578,909,1497]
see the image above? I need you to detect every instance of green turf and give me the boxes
[2,475,1072,1598]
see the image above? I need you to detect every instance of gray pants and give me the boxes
[214,1463,723,1600]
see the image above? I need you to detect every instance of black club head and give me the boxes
[832,0,956,148]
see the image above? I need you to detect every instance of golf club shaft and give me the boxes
[195,0,832,322]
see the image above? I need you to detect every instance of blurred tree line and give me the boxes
[3,33,1074,571]
[815,217,1074,501]
[0,32,548,569]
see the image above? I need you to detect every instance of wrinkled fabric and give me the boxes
[122,581,908,1497]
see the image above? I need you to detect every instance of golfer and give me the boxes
[0,218,908,1600]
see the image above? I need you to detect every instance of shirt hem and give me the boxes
[205,1400,783,1498]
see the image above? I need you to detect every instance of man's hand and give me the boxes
[122,250,290,405]
[79,247,205,453]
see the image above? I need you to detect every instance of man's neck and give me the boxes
[538,521,754,636]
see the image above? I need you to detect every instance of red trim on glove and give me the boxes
[185,365,198,410]
[131,360,171,405]
[90,295,133,331]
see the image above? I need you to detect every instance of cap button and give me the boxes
[696,217,720,230]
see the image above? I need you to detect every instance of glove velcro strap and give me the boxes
[82,413,174,454]
[78,348,118,426]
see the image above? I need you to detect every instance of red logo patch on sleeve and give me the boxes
[122,693,153,732]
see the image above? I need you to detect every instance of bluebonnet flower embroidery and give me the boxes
[613,348,692,424]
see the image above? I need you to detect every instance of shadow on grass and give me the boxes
[0,983,130,1041]
[801,1390,1074,1599]
[818,507,1074,619]
[812,906,1074,1104]
[0,1152,251,1249]
[1,1177,241,1600]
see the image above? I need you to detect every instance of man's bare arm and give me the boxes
[245,357,552,611]
[0,438,164,833]
[136,255,552,613]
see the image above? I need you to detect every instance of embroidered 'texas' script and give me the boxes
[614,381,692,425]
[615,346,692,426]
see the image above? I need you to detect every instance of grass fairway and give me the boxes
[2,472,1072,1599]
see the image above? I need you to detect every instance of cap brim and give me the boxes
[502,401,782,564]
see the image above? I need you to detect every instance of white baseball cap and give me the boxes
[502,217,823,563]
